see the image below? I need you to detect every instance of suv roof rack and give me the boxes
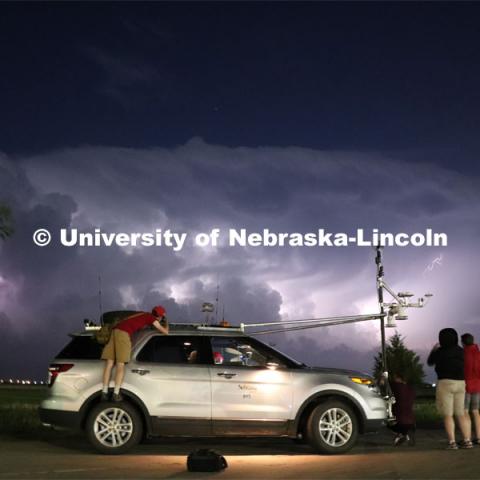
[170,323,244,332]
[81,321,245,333]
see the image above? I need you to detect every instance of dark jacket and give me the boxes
[391,381,415,425]
[427,328,464,380]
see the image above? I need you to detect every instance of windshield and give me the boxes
[248,336,305,368]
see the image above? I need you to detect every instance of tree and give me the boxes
[373,332,425,385]
[0,204,14,241]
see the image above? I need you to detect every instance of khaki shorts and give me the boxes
[436,379,466,417]
[101,329,132,363]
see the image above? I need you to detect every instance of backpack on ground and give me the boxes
[187,449,228,472]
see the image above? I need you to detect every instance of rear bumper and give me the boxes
[38,407,81,430]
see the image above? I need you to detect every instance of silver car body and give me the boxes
[40,325,387,446]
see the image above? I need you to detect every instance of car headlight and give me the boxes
[350,376,373,386]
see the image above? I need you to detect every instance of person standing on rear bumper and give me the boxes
[101,305,169,402]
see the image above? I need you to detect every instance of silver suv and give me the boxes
[40,317,387,455]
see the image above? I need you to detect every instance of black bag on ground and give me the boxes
[187,449,228,472]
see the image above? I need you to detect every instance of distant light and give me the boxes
[432,383,436,387]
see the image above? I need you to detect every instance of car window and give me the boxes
[56,335,103,360]
[136,336,209,364]
[210,337,285,368]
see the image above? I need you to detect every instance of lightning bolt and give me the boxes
[423,253,443,275]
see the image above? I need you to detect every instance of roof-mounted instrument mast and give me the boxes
[241,247,432,333]
[239,247,433,418]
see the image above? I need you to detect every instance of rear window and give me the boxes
[56,335,102,360]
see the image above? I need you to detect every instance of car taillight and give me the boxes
[48,363,74,387]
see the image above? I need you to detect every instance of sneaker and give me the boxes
[446,441,458,450]
[100,392,109,402]
[112,392,123,402]
[459,440,473,449]
[472,438,480,445]
[394,434,407,446]
[407,432,416,446]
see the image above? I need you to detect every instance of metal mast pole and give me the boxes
[375,247,391,399]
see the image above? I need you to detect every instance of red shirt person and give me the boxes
[461,333,480,443]
[388,374,416,445]
[463,339,480,394]
[115,311,161,336]
[101,306,169,402]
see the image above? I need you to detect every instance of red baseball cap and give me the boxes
[152,305,166,317]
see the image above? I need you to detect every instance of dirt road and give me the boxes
[1,430,479,479]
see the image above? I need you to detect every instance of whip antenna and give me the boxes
[98,275,103,323]
[215,280,220,324]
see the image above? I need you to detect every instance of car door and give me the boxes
[209,336,294,435]
[126,334,212,435]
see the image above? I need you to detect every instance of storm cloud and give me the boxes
[1,140,479,380]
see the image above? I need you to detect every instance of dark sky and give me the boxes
[1,2,480,168]
[1,2,480,380]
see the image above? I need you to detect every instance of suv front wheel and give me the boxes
[86,401,143,454]
[306,400,358,454]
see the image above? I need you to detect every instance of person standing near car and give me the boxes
[389,373,416,446]
[461,333,480,444]
[101,305,169,401]
[427,328,472,449]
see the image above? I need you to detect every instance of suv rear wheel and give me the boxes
[86,401,143,454]
[306,400,358,454]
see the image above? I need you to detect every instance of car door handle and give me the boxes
[131,369,150,376]
[217,372,237,379]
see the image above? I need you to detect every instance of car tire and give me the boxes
[86,401,143,454]
[306,400,358,454]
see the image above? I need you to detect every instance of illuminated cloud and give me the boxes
[0,140,479,378]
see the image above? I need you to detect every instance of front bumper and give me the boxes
[364,418,386,433]
[38,407,81,430]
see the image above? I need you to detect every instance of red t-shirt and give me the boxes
[115,312,156,337]
[464,344,480,393]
